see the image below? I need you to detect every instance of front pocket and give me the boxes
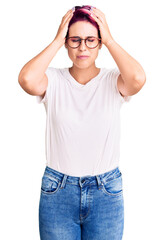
[102,172,123,196]
[41,174,61,195]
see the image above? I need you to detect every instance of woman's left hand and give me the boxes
[89,7,114,46]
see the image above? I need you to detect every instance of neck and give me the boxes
[69,64,100,85]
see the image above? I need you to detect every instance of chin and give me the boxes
[74,63,93,70]
[72,60,95,68]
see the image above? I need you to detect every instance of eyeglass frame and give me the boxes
[65,36,102,49]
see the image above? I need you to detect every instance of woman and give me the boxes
[18,5,146,240]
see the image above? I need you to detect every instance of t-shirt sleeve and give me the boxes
[36,67,54,104]
[111,68,132,104]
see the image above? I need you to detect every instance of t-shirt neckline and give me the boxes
[64,67,105,88]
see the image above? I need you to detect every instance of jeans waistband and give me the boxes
[43,166,121,190]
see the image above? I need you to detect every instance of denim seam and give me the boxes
[43,172,122,186]
[41,181,61,195]
[101,186,123,197]
[66,182,97,186]
[80,185,91,221]
[44,172,61,182]
[103,172,122,185]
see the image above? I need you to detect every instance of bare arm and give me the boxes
[105,40,146,96]
[18,9,74,97]
[90,7,146,97]
[18,40,62,95]
[18,39,63,96]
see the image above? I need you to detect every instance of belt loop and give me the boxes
[60,174,67,189]
[96,175,103,190]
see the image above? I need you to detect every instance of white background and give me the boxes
[1,0,164,239]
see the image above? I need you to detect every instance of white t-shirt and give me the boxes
[36,67,131,177]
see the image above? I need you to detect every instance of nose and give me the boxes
[79,39,87,50]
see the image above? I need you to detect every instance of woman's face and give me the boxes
[65,21,102,69]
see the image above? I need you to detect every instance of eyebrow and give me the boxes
[69,36,96,38]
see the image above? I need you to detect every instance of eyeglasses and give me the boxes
[65,36,101,49]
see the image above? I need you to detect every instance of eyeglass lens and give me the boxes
[66,37,99,48]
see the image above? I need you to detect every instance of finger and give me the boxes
[64,9,73,16]
[62,11,73,25]
[91,8,106,19]
[91,9,106,23]
[62,9,73,21]
[81,8,104,24]
[90,12,103,26]
[80,9,92,15]
[91,7,105,16]
[90,12,104,24]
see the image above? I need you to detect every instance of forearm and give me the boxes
[18,39,63,84]
[105,39,146,85]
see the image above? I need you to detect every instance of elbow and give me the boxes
[130,74,146,95]
[18,69,28,84]
[134,67,146,86]
[134,72,146,89]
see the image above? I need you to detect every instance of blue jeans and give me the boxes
[39,166,124,240]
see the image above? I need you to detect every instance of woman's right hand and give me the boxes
[54,9,74,46]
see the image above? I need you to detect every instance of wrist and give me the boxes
[105,38,116,47]
[52,37,65,48]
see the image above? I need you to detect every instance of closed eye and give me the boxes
[72,39,80,42]
[71,38,81,42]
[87,37,96,42]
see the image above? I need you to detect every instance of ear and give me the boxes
[65,43,68,49]
[99,42,102,50]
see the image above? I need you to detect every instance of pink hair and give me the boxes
[65,5,101,41]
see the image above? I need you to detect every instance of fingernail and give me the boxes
[72,7,75,12]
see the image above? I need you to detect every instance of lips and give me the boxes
[77,55,89,59]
